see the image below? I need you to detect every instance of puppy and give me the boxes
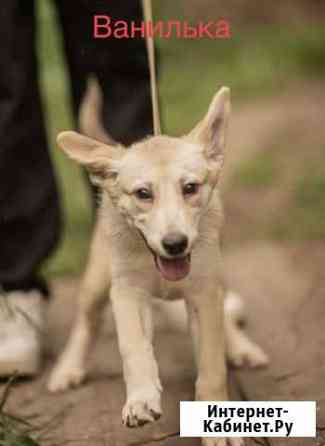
[48,86,268,446]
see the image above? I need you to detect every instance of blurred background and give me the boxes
[38,0,325,278]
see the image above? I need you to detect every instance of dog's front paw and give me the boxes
[202,437,245,446]
[122,386,162,427]
[48,359,86,393]
[227,335,269,369]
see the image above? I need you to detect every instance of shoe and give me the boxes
[0,290,45,377]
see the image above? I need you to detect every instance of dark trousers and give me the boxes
[0,1,153,295]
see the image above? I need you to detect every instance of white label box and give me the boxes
[180,401,316,437]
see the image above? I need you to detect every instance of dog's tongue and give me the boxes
[156,255,191,281]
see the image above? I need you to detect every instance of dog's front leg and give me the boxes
[187,285,227,402]
[48,220,110,393]
[111,284,162,427]
[187,285,244,446]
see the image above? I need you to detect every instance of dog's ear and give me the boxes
[57,131,123,185]
[188,87,230,172]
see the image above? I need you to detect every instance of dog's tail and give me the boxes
[79,76,116,145]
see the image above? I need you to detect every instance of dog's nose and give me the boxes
[162,232,188,256]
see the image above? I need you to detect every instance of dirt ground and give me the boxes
[3,81,325,446]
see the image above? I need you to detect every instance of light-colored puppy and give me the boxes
[48,86,268,446]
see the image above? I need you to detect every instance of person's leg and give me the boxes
[0,0,61,375]
[55,0,154,145]
[0,0,61,293]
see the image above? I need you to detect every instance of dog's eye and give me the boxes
[135,188,153,201]
[183,183,199,196]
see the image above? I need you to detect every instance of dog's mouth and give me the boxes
[137,229,191,281]
[154,254,191,282]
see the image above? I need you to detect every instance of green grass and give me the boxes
[0,377,40,446]
[37,0,92,277]
[233,149,278,188]
[158,26,325,134]
[228,145,325,241]
[276,162,325,239]
[0,375,71,446]
[36,0,325,277]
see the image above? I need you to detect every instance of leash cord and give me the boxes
[141,0,162,136]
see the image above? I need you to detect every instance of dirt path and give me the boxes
[6,240,325,446]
